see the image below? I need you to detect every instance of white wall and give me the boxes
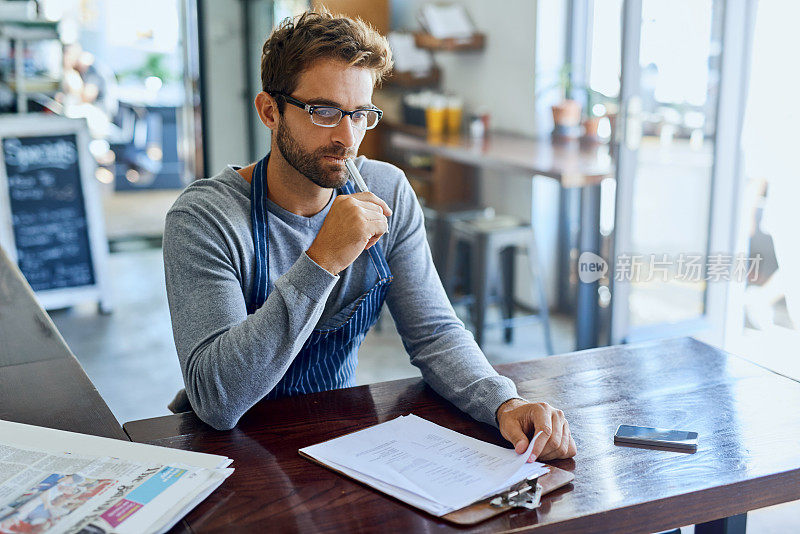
[201,0,250,173]
[392,0,537,137]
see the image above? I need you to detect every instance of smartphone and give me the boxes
[614,424,699,451]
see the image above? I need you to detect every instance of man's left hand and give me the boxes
[496,398,577,462]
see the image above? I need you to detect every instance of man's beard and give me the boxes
[275,119,354,189]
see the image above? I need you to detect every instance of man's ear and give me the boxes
[255,92,279,130]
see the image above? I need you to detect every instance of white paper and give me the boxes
[300,415,549,516]
[420,4,475,40]
[0,420,230,469]
[388,33,433,74]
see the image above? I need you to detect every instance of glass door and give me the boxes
[609,0,752,345]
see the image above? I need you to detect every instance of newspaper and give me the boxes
[0,421,233,534]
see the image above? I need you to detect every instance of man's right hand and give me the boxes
[306,192,392,275]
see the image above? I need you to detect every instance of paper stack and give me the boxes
[300,414,549,516]
[0,420,233,534]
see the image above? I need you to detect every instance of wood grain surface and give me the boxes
[387,126,613,188]
[123,337,800,533]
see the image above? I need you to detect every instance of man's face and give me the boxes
[275,59,373,189]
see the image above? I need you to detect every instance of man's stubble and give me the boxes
[275,118,355,190]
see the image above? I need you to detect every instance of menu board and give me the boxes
[2,133,95,291]
[0,115,109,311]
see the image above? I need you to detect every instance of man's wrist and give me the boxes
[495,397,528,425]
[306,245,339,275]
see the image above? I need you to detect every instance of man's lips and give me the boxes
[323,155,349,164]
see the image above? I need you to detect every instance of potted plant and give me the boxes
[550,64,582,139]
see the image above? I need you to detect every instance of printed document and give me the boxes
[300,414,549,516]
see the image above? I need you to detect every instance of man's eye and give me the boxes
[351,111,367,121]
[314,108,339,118]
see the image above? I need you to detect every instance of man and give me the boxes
[164,11,576,463]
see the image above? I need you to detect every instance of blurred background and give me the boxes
[1,3,798,527]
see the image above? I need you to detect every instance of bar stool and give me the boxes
[444,215,554,353]
[422,204,495,293]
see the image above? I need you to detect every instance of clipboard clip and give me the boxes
[489,475,543,510]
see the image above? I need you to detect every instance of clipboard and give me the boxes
[442,464,574,525]
[299,450,574,526]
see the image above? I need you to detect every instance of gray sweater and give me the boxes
[163,157,519,430]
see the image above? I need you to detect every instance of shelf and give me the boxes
[413,32,485,52]
[385,66,441,88]
[6,77,60,93]
[0,21,59,41]
[382,120,428,138]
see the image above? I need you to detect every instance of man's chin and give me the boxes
[308,170,348,189]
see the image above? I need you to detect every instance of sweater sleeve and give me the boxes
[163,208,338,430]
[383,177,519,428]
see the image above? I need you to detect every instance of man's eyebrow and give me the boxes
[304,97,375,109]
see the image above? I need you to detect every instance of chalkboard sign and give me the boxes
[3,133,95,291]
[0,115,110,312]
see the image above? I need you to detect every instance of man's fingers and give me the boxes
[567,433,577,457]
[363,217,388,249]
[539,419,577,461]
[349,192,392,216]
[530,407,553,459]
[356,200,383,215]
[501,419,530,454]
[539,419,568,461]
[558,419,573,457]
[539,411,564,459]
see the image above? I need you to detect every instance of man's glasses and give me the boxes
[273,92,383,131]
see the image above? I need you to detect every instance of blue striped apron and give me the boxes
[249,155,393,399]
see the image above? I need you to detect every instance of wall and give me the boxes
[392,0,537,137]
[392,0,568,306]
[200,0,250,173]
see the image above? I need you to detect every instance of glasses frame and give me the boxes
[272,92,383,130]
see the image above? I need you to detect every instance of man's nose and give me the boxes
[330,115,359,147]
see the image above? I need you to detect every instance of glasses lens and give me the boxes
[311,107,342,126]
[350,110,380,130]
[363,110,381,129]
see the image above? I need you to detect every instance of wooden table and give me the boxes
[384,126,614,350]
[387,127,613,189]
[0,246,127,440]
[123,337,800,533]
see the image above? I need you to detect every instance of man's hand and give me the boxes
[496,398,577,462]
[306,192,392,275]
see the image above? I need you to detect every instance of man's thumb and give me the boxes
[504,423,529,454]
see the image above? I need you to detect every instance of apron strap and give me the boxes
[250,157,269,310]
[250,155,392,312]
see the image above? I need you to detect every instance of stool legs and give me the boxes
[471,234,490,348]
[444,222,554,355]
[527,235,554,355]
[501,246,516,344]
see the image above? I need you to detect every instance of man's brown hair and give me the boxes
[260,10,393,113]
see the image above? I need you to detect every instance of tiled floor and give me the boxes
[47,247,800,532]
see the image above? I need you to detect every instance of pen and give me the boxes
[345,158,369,193]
